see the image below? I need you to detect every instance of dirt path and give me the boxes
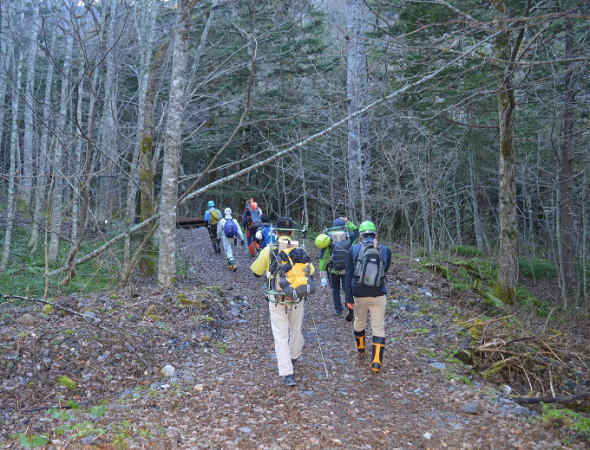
[1,227,564,448]
[151,228,559,448]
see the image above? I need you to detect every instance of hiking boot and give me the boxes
[281,374,297,387]
[334,309,342,316]
[354,330,366,354]
[291,358,297,368]
[371,336,385,373]
[227,264,237,272]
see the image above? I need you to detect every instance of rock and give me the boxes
[423,432,432,440]
[461,401,482,415]
[500,384,512,395]
[161,364,176,377]
[238,427,252,433]
[41,304,54,314]
[182,373,196,385]
[83,311,97,320]
[17,314,36,326]
[430,362,446,370]
[401,303,419,313]
[128,313,140,322]
[194,384,204,391]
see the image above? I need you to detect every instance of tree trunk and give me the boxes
[97,1,118,224]
[469,151,488,254]
[1,48,23,271]
[20,2,39,208]
[122,0,158,276]
[157,0,192,287]
[494,0,518,304]
[48,33,74,263]
[346,0,369,222]
[558,19,575,306]
[29,29,58,251]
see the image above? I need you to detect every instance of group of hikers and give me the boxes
[203,199,391,387]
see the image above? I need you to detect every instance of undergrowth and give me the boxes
[0,225,120,298]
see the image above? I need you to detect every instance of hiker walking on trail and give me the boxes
[217,208,245,271]
[249,217,315,387]
[242,198,264,257]
[344,221,392,373]
[204,200,222,254]
[315,218,355,316]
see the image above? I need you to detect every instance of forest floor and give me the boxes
[0,227,585,448]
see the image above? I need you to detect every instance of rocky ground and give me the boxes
[0,227,581,448]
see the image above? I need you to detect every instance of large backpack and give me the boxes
[327,228,351,272]
[353,243,386,289]
[223,219,239,238]
[209,208,221,226]
[269,244,315,299]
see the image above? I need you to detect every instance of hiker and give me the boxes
[316,218,355,316]
[242,198,264,257]
[217,208,245,271]
[344,221,392,373]
[204,200,222,254]
[250,216,315,387]
[342,217,359,244]
[254,214,273,250]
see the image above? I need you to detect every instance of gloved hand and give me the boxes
[320,277,328,288]
[345,302,354,310]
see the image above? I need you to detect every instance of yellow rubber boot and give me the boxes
[371,336,385,373]
[354,330,366,353]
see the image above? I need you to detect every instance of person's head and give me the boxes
[251,201,258,211]
[275,216,295,237]
[333,218,346,227]
[224,207,232,218]
[358,220,377,239]
[261,214,270,223]
[208,200,215,208]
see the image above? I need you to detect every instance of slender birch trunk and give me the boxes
[157,0,192,287]
[71,73,85,242]
[97,1,118,224]
[469,151,488,254]
[29,29,58,251]
[345,0,369,221]
[558,19,575,305]
[48,33,74,263]
[21,3,40,208]
[1,49,23,271]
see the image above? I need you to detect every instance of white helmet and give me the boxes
[224,207,232,217]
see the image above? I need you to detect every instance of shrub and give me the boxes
[450,245,482,257]
[518,257,557,279]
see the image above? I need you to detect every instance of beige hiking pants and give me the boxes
[268,300,305,376]
[353,295,386,337]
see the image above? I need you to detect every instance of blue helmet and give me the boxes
[333,218,346,227]
[207,200,215,208]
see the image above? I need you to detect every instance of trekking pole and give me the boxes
[307,296,329,379]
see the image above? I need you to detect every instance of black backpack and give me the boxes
[353,243,386,288]
[327,227,351,272]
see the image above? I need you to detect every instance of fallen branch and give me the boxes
[512,392,590,404]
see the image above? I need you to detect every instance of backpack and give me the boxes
[353,243,386,289]
[327,228,351,272]
[250,207,262,224]
[209,208,221,226]
[270,244,315,299]
[223,219,239,238]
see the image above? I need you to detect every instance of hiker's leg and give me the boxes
[269,302,294,376]
[353,296,369,334]
[330,273,343,313]
[367,295,387,337]
[288,302,305,361]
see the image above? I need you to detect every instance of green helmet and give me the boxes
[314,233,331,249]
[358,221,377,234]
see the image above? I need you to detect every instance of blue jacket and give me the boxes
[344,237,391,303]
[258,224,273,249]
